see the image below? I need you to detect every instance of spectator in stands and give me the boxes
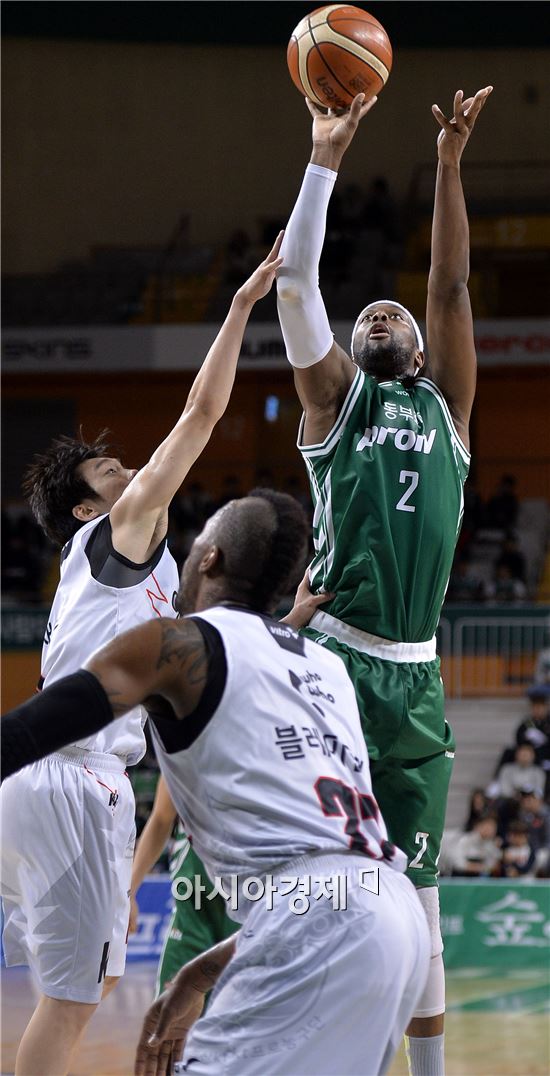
[451,813,501,877]
[497,533,526,584]
[457,482,484,552]
[533,643,550,686]
[500,820,536,878]
[483,561,527,603]
[518,789,550,856]
[494,744,545,801]
[464,788,489,831]
[484,474,519,530]
[446,554,485,602]
[496,685,550,772]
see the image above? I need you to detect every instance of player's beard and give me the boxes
[354,336,415,382]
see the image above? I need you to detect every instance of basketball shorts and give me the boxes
[302,630,455,887]
[177,852,430,1075]
[0,747,135,1004]
[156,842,238,996]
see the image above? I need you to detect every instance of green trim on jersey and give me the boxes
[299,370,470,642]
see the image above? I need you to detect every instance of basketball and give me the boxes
[287,4,392,110]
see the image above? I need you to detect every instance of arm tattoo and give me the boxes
[156,621,208,688]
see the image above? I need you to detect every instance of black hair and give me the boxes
[23,431,111,548]
[212,488,309,613]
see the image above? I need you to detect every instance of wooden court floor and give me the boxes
[1,963,549,1075]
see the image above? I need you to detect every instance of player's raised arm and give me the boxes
[109,235,284,559]
[276,94,376,445]
[427,86,493,449]
[0,618,209,780]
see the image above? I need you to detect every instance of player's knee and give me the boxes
[40,993,98,1030]
[412,953,445,1019]
[101,975,120,999]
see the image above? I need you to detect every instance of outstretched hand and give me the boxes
[236,231,284,305]
[280,570,335,630]
[308,92,378,170]
[432,86,493,166]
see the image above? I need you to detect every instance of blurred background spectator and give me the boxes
[450,813,502,878]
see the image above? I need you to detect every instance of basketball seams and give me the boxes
[289,5,391,108]
[311,24,390,82]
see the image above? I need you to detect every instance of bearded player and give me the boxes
[276,86,493,1076]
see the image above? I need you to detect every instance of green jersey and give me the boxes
[300,370,470,643]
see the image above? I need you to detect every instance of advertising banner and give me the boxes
[125,876,550,968]
[3,321,550,373]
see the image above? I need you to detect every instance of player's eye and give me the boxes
[389,312,404,320]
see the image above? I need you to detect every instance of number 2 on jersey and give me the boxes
[396,469,419,513]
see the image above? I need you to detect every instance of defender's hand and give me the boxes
[281,570,335,630]
[432,86,493,167]
[235,231,284,306]
[308,93,378,170]
[134,982,204,1076]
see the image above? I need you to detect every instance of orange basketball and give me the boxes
[287,4,392,110]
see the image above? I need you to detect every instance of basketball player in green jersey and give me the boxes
[276,85,493,1076]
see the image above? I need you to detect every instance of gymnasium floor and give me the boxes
[1,963,548,1076]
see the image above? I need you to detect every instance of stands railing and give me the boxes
[438,613,548,698]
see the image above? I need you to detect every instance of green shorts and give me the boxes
[302,629,455,888]
[156,840,238,996]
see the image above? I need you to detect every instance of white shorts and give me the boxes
[179,852,430,1076]
[0,747,135,1004]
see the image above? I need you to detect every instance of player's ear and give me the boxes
[72,502,101,523]
[199,545,221,576]
[414,350,425,375]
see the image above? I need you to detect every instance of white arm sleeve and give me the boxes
[276,163,337,368]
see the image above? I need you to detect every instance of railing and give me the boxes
[2,604,548,699]
[438,614,549,698]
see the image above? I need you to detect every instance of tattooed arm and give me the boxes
[135,935,237,1076]
[1,618,208,780]
[86,616,209,720]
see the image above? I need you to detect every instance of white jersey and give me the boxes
[150,605,407,921]
[42,514,179,764]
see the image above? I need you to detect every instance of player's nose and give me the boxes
[127,468,138,481]
[372,312,388,322]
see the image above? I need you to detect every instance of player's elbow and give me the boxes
[427,275,470,306]
[276,269,312,306]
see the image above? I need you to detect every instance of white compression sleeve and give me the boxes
[276,163,337,368]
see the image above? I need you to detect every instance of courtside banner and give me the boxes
[124,877,550,968]
[2,877,548,967]
[3,320,550,372]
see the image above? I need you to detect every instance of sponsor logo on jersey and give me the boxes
[356,425,437,454]
[265,621,306,656]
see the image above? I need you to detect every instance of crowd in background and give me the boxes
[440,682,550,879]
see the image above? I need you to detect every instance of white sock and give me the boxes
[405,1033,445,1076]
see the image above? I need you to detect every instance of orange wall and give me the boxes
[473,366,550,500]
[1,652,41,710]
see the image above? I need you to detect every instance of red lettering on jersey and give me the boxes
[146,572,169,616]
